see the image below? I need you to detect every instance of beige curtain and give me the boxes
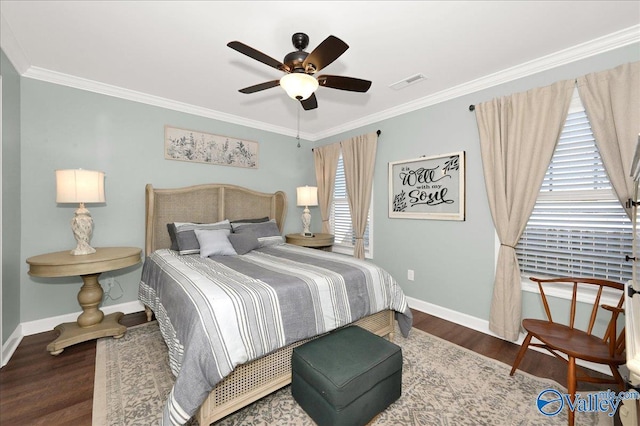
[341,132,378,259]
[476,79,574,341]
[577,61,640,219]
[313,143,341,234]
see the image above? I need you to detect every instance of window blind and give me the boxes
[330,155,371,254]
[516,107,633,283]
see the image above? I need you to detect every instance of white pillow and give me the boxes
[194,229,237,257]
[168,219,232,255]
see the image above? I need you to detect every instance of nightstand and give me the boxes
[26,246,142,355]
[285,233,334,251]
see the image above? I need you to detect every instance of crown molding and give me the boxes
[21,67,312,140]
[5,23,639,142]
[0,14,30,74]
[314,25,640,141]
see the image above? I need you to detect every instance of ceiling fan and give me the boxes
[227,33,372,111]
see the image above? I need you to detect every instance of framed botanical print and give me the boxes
[164,126,258,169]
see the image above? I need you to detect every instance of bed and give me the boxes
[138,183,412,425]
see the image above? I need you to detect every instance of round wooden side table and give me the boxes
[26,246,142,355]
[285,233,334,251]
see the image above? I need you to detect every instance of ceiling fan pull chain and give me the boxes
[296,107,301,148]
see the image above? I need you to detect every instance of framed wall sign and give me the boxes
[388,151,465,220]
[164,126,258,169]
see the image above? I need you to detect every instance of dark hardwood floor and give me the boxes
[0,309,617,425]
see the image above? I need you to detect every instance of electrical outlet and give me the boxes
[103,277,114,289]
[407,269,414,281]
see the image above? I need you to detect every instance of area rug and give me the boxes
[93,321,611,425]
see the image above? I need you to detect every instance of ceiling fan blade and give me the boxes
[227,41,290,72]
[238,80,281,94]
[302,36,348,73]
[317,75,372,92]
[299,93,318,111]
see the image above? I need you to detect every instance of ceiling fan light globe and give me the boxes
[279,73,318,101]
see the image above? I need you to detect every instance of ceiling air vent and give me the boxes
[389,73,427,90]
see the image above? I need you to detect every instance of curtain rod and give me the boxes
[311,130,382,151]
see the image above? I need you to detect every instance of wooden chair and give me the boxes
[509,277,626,426]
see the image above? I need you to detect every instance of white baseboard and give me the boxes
[1,300,145,367]
[1,326,22,368]
[1,297,614,378]
[406,296,612,377]
[407,296,510,340]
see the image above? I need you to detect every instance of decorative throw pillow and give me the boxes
[257,235,285,247]
[194,229,236,258]
[229,216,270,224]
[232,220,284,247]
[227,232,261,255]
[167,220,231,255]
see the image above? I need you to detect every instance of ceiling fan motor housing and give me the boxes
[285,33,311,73]
[283,50,309,73]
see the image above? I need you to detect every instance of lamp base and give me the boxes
[70,245,96,256]
[301,206,314,238]
[70,204,96,256]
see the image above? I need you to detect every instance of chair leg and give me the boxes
[510,332,533,376]
[567,356,576,426]
[609,364,625,392]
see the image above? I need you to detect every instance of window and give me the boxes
[516,92,633,283]
[330,155,373,258]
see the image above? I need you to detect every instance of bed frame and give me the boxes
[144,183,395,425]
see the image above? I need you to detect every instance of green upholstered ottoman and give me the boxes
[291,325,402,426]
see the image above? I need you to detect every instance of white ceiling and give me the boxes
[1,1,639,140]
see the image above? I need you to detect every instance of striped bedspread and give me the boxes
[138,244,412,425]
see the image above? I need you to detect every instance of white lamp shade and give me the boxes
[279,73,319,100]
[297,186,318,207]
[56,169,106,203]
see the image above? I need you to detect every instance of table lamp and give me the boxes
[56,169,105,255]
[296,186,318,237]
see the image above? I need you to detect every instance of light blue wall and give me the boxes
[314,44,640,323]
[19,79,313,322]
[1,49,21,344]
[10,42,640,329]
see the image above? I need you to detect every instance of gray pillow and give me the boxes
[194,229,236,257]
[230,216,270,224]
[231,219,280,237]
[167,220,231,255]
[232,220,283,247]
[227,232,261,255]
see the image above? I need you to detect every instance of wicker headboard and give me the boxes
[145,183,287,255]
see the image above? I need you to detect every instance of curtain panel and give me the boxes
[475,79,574,341]
[577,61,640,219]
[313,143,341,234]
[340,132,378,259]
